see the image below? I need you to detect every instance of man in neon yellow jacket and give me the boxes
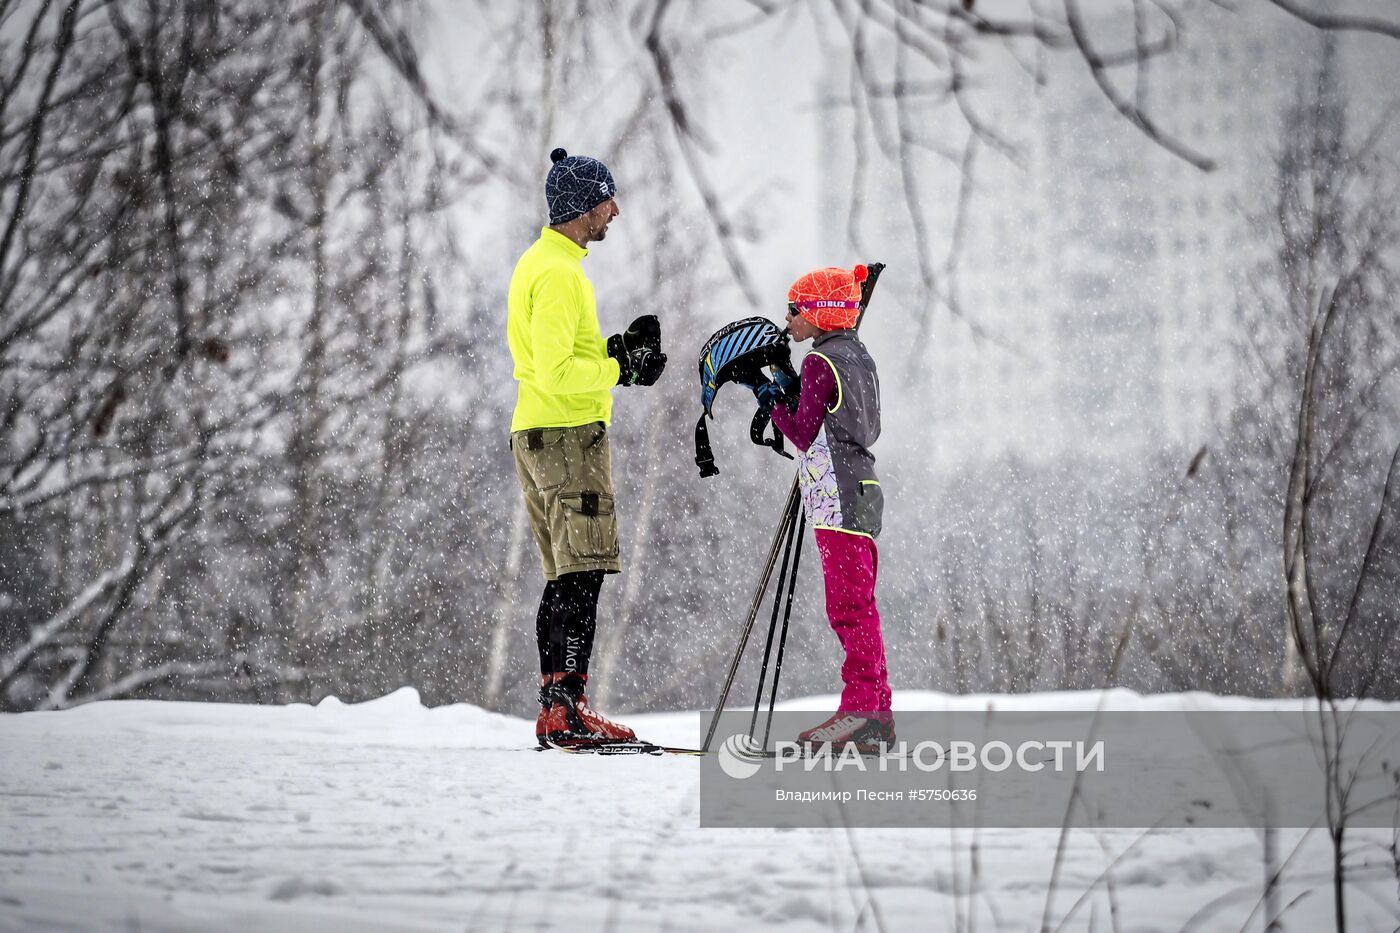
[508,148,666,747]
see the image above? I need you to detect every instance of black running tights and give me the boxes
[535,570,605,676]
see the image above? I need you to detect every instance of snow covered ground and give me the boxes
[2,689,1397,932]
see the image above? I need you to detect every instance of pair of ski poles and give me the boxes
[701,262,886,754]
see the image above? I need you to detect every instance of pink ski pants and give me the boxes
[814,528,891,715]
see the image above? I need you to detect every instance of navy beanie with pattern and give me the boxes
[545,148,616,225]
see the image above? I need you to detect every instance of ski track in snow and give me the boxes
[1,688,1397,932]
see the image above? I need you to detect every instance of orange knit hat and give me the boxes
[787,264,868,331]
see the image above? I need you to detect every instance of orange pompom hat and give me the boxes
[787,264,868,331]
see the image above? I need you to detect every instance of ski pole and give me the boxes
[760,509,805,751]
[702,480,799,752]
[747,499,800,741]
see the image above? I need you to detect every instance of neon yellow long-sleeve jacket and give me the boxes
[507,227,621,432]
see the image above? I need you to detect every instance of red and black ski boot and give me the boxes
[535,680,556,747]
[537,676,586,747]
[798,713,896,754]
[546,673,637,746]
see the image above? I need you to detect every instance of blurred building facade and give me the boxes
[815,2,1397,468]
[939,10,1292,466]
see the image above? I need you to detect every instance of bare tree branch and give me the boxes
[1063,0,1216,171]
[58,658,230,707]
[644,0,760,307]
[1323,440,1400,691]
[0,556,134,693]
[1266,0,1400,40]
[339,0,518,184]
[0,0,82,277]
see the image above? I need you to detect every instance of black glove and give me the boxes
[614,346,667,387]
[608,314,666,387]
[607,314,662,359]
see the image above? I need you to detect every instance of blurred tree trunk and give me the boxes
[483,500,528,709]
[286,0,334,692]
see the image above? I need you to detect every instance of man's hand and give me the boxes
[609,314,666,387]
[614,346,667,387]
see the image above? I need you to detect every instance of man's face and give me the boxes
[786,306,821,342]
[581,197,620,243]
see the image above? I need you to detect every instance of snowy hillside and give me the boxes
[2,689,1397,932]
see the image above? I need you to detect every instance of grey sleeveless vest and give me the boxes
[796,329,883,538]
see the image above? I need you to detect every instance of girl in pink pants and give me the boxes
[766,264,893,750]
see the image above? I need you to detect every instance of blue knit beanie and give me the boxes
[545,148,617,225]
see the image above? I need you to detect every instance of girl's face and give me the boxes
[786,307,821,343]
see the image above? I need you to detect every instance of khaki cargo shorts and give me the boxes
[511,422,622,581]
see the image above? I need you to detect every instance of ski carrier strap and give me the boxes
[749,406,792,462]
[695,414,719,478]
